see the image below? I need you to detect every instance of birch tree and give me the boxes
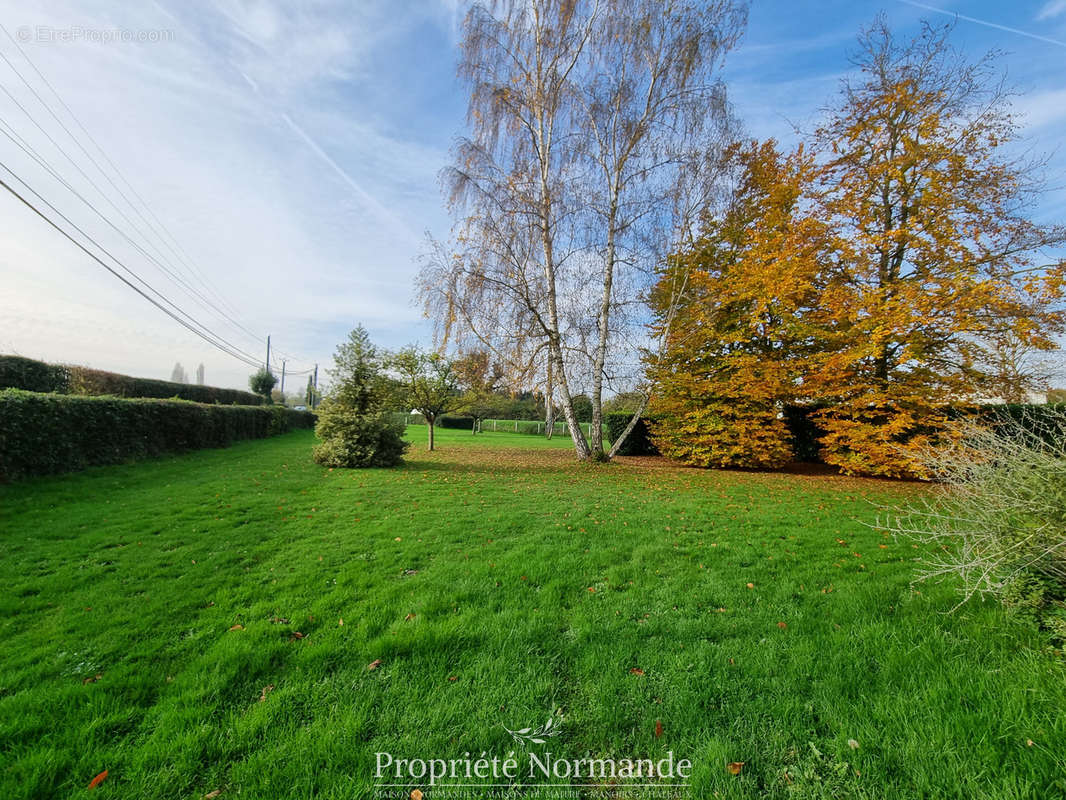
[419,0,747,460]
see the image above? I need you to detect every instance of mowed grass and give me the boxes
[1,427,1064,800]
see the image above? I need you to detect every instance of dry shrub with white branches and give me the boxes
[888,408,1066,615]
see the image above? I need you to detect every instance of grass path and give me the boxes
[1,428,1064,799]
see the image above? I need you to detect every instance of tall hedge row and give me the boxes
[0,390,315,481]
[0,354,263,405]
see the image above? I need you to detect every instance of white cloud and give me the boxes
[1037,0,1066,21]
[0,0,454,389]
[1012,88,1066,130]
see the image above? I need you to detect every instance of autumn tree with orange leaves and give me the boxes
[647,141,827,468]
[806,19,1066,476]
[649,19,1066,477]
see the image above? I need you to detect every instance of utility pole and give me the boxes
[312,363,319,409]
[280,360,286,395]
[265,335,271,373]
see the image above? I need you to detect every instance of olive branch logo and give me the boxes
[503,717,561,748]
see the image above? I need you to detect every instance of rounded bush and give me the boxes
[312,406,408,468]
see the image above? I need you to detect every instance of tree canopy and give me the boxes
[648,19,1066,477]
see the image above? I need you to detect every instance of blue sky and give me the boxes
[0,0,1062,390]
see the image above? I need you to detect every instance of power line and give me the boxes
[0,72,269,353]
[0,161,265,368]
[0,23,244,324]
[0,115,266,365]
[0,25,318,370]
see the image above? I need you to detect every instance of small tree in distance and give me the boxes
[390,347,458,451]
[454,350,504,433]
[312,327,407,468]
[249,368,277,403]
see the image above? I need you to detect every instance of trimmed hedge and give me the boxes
[0,390,315,481]
[0,355,69,393]
[0,354,263,405]
[970,403,1066,449]
[438,415,476,430]
[606,412,659,456]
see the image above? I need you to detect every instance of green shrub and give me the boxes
[437,415,476,430]
[249,368,277,402]
[312,404,408,468]
[0,355,70,392]
[0,390,314,481]
[605,412,658,456]
[970,403,1066,449]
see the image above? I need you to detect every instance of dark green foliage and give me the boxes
[972,403,1066,449]
[313,327,408,468]
[783,404,827,463]
[605,412,658,456]
[571,393,593,423]
[0,355,69,392]
[311,406,408,468]
[0,354,263,404]
[602,391,646,414]
[0,389,314,481]
[438,415,476,430]
[249,368,277,401]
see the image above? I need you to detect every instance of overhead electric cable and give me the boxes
[0,162,265,367]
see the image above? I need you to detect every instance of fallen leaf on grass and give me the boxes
[269,617,289,625]
[88,770,109,789]
[228,624,244,632]
[410,790,423,800]
[289,632,304,641]
[630,668,645,676]
[654,720,663,738]
[338,618,344,626]
[367,659,382,671]
[204,790,223,799]
[777,622,787,629]
[746,583,754,589]
[848,739,859,750]
[404,613,416,622]
[448,676,458,682]
[726,762,745,776]
[258,684,275,702]
[83,673,103,684]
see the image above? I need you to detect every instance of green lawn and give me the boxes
[1,428,1064,799]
